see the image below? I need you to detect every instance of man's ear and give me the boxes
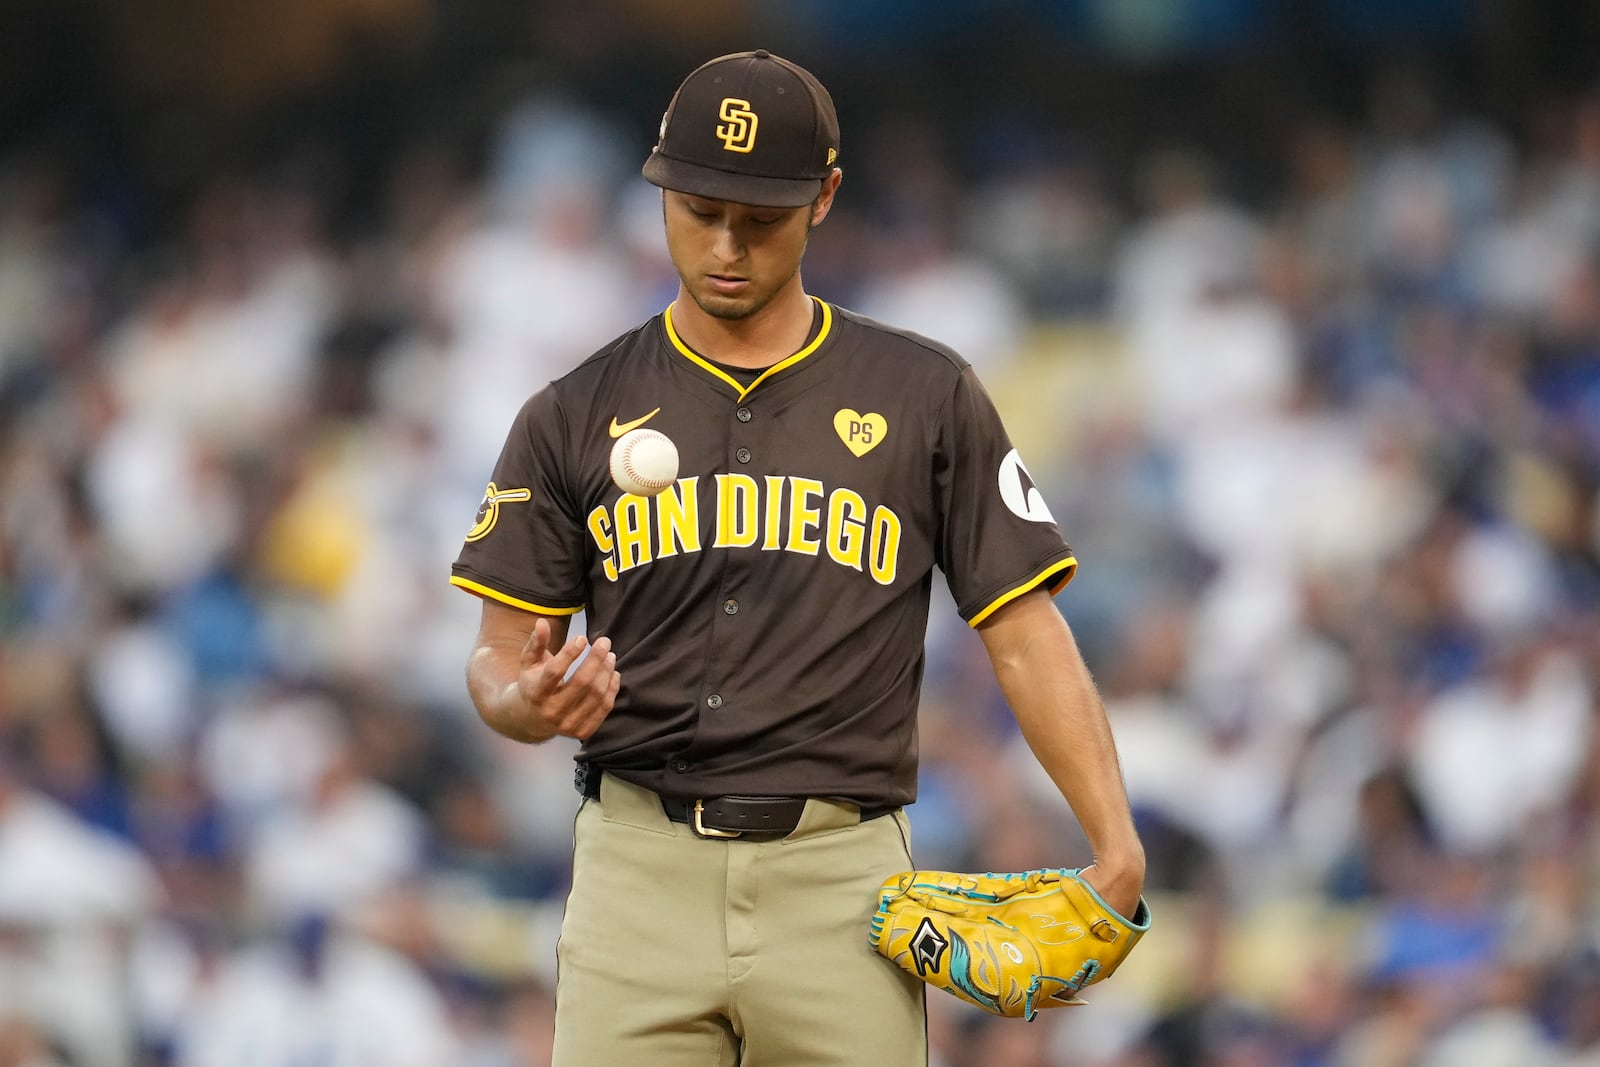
[812,168,843,227]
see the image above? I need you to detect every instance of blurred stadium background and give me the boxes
[5,0,1600,1064]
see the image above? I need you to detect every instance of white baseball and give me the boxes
[609,428,679,496]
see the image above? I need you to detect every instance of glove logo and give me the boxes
[909,917,949,977]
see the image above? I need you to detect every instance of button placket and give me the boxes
[701,402,755,728]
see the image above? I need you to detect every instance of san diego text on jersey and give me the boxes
[586,472,903,586]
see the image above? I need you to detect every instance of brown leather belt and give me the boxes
[662,794,811,837]
[576,765,895,838]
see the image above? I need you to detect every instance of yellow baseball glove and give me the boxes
[869,867,1151,1020]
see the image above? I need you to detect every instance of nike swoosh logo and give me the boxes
[608,407,661,437]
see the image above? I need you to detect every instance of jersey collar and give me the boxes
[662,297,833,401]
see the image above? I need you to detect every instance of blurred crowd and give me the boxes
[6,17,1600,1067]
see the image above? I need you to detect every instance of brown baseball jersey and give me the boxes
[450,298,1076,808]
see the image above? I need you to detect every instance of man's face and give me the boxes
[662,179,836,321]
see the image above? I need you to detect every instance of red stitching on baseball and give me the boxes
[624,436,669,490]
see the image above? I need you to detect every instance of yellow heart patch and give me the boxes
[834,409,888,457]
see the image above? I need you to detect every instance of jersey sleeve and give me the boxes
[934,366,1077,626]
[449,386,589,615]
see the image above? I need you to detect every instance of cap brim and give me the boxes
[643,152,822,208]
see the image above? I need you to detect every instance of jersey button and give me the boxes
[736,407,753,423]
[723,599,738,615]
[706,693,724,709]
[736,447,751,464]
[672,759,691,773]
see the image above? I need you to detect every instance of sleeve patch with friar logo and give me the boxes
[834,409,888,457]
[465,481,532,542]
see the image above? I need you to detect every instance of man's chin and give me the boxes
[689,286,767,321]
[693,297,754,320]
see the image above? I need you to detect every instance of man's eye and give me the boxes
[751,216,782,226]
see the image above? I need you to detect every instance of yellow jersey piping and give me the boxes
[663,297,833,400]
[968,557,1078,628]
[449,575,584,615]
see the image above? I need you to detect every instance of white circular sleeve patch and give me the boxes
[998,448,1056,524]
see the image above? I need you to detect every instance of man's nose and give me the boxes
[712,224,744,263]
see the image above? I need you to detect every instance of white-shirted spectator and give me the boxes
[231,700,427,925]
[199,690,352,828]
[1407,640,1591,855]
[0,760,162,1067]
[173,923,459,1067]
[86,616,198,762]
[431,175,637,484]
[80,414,241,595]
[854,220,1029,374]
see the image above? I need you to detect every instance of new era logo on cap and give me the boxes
[643,50,840,208]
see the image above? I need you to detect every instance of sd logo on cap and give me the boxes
[643,50,840,209]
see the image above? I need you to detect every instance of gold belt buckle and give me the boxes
[693,799,743,838]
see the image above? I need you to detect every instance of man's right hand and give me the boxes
[515,616,621,741]
[466,603,621,744]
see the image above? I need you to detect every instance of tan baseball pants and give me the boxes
[551,773,928,1066]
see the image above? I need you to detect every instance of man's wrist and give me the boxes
[1093,848,1146,887]
[484,681,554,744]
[1082,845,1146,918]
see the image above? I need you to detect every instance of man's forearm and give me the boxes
[980,593,1145,910]
[1001,634,1143,864]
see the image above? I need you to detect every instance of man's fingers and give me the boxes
[590,650,618,699]
[551,633,594,676]
[522,634,619,723]
[523,633,588,698]
[520,617,554,670]
[552,642,620,740]
[569,669,621,740]
[567,639,615,693]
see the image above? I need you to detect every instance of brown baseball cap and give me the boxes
[643,50,839,208]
